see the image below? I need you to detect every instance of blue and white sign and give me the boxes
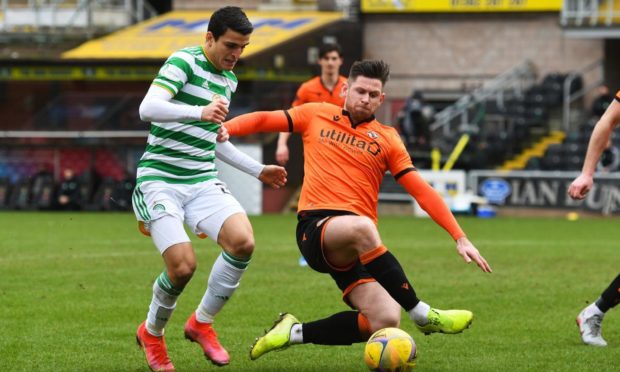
[480,178,512,204]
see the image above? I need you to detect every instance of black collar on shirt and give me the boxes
[342,109,375,128]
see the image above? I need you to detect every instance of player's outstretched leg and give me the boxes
[136,321,175,372]
[359,246,474,336]
[250,313,300,360]
[414,308,473,335]
[184,312,231,365]
[576,304,607,346]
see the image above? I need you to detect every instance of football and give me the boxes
[363,327,417,371]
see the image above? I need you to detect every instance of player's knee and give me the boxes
[169,261,196,285]
[223,233,255,258]
[349,217,380,247]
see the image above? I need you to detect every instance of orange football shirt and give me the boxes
[292,76,347,107]
[287,102,413,223]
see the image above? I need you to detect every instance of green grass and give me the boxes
[0,212,618,371]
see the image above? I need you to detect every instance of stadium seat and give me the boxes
[77,171,97,210]
[91,178,117,211]
[0,178,11,210]
[31,178,55,210]
[8,179,32,210]
[564,154,585,171]
[112,177,135,211]
[524,156,542,170]
[563,141,586,157]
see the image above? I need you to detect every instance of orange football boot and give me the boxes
[184,312,230,366]
[136,321,175,372]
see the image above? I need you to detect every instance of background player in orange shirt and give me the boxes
[568,91,620,347]
[276,42,347,267]
[275,42,347,166]
[222,60,492,359]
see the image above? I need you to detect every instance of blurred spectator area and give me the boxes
[0,80,151,210]
[0,146,142,184]
[33,91,142,131]
[0,78,301,211]
[0,80,148,131]
[0,146,142,210]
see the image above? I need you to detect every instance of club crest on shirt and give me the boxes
[333,115,341,121]
[367,131,379,139]
[153,203,166,212]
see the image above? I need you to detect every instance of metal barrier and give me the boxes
[0,0,157,35]
[562,59,604,131]
[429,60,537,137]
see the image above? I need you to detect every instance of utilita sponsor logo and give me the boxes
[319,128,381,156]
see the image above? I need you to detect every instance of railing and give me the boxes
[561,0,620,27]
[562,59,604,130]
[429,60,537,137]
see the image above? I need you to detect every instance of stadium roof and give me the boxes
[61,10,344,60]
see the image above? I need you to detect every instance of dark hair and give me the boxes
[348,60,390,86]
[208,6,253,39]
[318,42,342,59]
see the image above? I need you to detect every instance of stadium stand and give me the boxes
[424,66,584,171]
[2,0,617,213]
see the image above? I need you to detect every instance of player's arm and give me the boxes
[139,85,229,124]
[385,132,465,240]
[568,97,620,200]
[275,132,292,165]
[225,103,318,137]
[579,98,620,177]
[139,85,204,122]
[216,141,287,188]
[397,170,492,273]
[397,170,464,240]
[224,110,291,136]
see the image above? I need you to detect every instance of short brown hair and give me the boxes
[348,60,390,86]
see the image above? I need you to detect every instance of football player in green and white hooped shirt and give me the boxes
[133,7,287,371]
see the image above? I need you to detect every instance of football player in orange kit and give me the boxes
[223,60,492,359]
[276,42,347,267]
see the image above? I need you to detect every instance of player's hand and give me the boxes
[567,174,593,200]
[456,237,492,273]
[275,144,289,165]
[201,100,229,123]
[217,125,230,142]
[259,165,287,189]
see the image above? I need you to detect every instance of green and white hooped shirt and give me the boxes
[136,46,237,185]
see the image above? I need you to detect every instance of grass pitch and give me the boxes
[0,212,618,371]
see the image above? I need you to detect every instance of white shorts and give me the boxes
[132,179,246,246]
